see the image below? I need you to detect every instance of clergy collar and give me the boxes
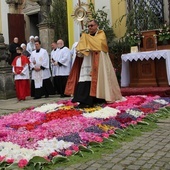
[90,30,98,36]
[90,33,96,36]
[60,46,65,49]
[36,49,41,53]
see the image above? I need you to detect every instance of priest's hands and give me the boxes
[33,60,36,65]
[34,67,41,71]
[76,52,84,57]
[53,62,58,66]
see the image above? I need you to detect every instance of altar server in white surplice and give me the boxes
[30,40,55,99]
[70,41,78,66]
[50,41,59,93]
[52,39,71,97]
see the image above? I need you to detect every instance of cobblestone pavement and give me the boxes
[55,118,170,170]
[0,97,169,170]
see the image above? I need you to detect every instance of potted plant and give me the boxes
[125,29,142,46]
[158,22,170,45]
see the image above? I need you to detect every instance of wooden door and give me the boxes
[8,13,26,44]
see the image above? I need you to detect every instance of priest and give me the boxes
[65,20,122,108]
[30,40,55,99]
[52,39,71,97]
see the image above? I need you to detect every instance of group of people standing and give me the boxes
[10,35,72,101]
[9,20,122,107]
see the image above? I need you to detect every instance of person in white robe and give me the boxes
[70,34,81,66]
[50,41,59,93]
[34,36,39,41]
[26,36,35,54]
[29,40,55,99]
[70,41,78,66]
[52,39,72,97]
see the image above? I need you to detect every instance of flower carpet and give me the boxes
[0,95,170,169]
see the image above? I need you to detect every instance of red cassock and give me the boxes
[12,55,30,100]
[14,66,23,74]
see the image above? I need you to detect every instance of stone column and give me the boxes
[37,0,52,23]
[36,0,54,53]
[5,0,23,14]
[38,23,54,53]
[0,33,16,99]
[22,0,54,52]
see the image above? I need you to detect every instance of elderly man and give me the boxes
[52,39,71,97]
[65,20,122,108]
[29,40,55,99]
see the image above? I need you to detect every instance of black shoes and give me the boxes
[74,103,93,109]
[33,97,41,100]
[33,95,48,99]
[60,94,71,98]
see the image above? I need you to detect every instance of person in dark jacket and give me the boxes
[8,37,20,65]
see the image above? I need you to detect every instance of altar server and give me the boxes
[30,40,55,99]
[52,39,72,97]
[50,41,59,93]
[12,47,30,101]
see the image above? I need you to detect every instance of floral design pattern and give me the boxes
[0,95,169,168]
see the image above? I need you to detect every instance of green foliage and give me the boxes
[126,0,161,33]
[158,23,170,41]
[125,29,142,46]
[111,0,163,76]
[50,0,69,46]
[52,156,69,164]
[87,2,116,49]
[115,0,162,39]
[109,38,130,84]
[79,145,94,153]
[121,0,162,51]
[86,2,123,80]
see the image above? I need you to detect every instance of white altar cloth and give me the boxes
[121,50,170,87]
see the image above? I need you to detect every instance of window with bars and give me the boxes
[126,0,164,32]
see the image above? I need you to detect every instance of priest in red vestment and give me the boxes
[12,47,30,101]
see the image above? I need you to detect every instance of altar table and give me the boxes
[121,50,170,87]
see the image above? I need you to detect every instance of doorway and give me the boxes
[29,13,39,38]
